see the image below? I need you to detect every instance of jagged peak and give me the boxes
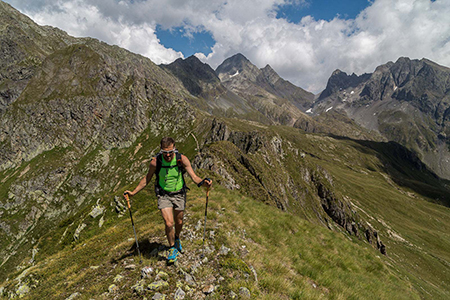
[262,64,274,72]
[228,53,250,62]
[261,64,282,85]
[215,53,261,82]
[185,55,202,64]
[332,69,345,76]
[395,56,412,64]
[164,55,203,67]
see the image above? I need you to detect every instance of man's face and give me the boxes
[161,144,176,162]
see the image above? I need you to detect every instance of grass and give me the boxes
[0,181,426,299]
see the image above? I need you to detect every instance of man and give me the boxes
[124,137,212,263]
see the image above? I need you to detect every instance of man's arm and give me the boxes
[124,158,157,196]
[181,155,212,187]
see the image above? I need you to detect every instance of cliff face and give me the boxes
[0,1,79,113]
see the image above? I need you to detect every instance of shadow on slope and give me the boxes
[112,240,168,263]
[330,135,450,207]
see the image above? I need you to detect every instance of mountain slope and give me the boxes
[160,56,269,122]
[216,53,314,126]
[314,57,450,179]
[1,117,450,299]
[0,184,431,299]
[0,0,197,281]
[0,1,79,113]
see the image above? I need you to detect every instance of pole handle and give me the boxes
[124,193,131,209]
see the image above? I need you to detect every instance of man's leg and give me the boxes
[161,207,175,247]
[174,210,184,238]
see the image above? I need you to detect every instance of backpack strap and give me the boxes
[175,151,189,191]
[154,153,162,188]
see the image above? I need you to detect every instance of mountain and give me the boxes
[314,57,450,179]
[0,1,79,113]
[1,2,450,299]
[216,53,314,125]
[0,0,194,282]
[161,56,222,97]
[161,56,269,122]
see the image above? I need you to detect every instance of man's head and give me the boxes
[160,137,176,162]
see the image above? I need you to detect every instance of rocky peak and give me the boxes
[331,69,343,76]
[215,53,261,82]
[316,57,450,179]
[261,64,280,86]
[161,55,220,96]
[359,57,450,106]
[319,70,371,100]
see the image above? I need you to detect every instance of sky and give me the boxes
[4,0,450,93]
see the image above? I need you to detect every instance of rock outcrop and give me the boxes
[195,120,387,254]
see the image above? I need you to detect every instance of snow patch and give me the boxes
[230,70,239,77]
[326,107,333,112]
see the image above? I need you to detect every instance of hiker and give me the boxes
[124,137,212,263]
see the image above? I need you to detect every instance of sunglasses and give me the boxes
[160,149,176,155]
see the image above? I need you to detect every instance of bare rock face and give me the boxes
[311,169,386,254]
[161,56,222,97]
[0,41,193,171]
[318,69,371,100]
[215,53,313,126]
[315,57,450,179]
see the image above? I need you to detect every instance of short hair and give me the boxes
[160,137,175,148]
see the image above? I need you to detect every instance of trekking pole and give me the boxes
[124,193,142,264]
[200,187,210,259]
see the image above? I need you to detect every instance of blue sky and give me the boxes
[5,0,450,93]
[277,0,371,22]
[156,26,216,59]
[157,0,372,58]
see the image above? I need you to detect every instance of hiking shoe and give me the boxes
[167,246,178,263]
[175,237,183,253]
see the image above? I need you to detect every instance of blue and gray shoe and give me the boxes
[175,237,183,253]
[167,246,178,263]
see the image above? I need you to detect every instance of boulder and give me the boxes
[147,280,169,291]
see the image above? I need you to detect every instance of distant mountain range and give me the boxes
[162,50,450,180]
[313,57,450,179]
[162,53,314,126]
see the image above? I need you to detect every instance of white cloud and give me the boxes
[4,0,450,93]
[8,0,184,64]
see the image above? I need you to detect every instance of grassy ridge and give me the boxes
[0,182,424,299]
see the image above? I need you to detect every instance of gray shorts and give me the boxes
[157,192,186,211]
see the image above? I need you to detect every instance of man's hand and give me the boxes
[197,178,212,188]
[123,190,135,197]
